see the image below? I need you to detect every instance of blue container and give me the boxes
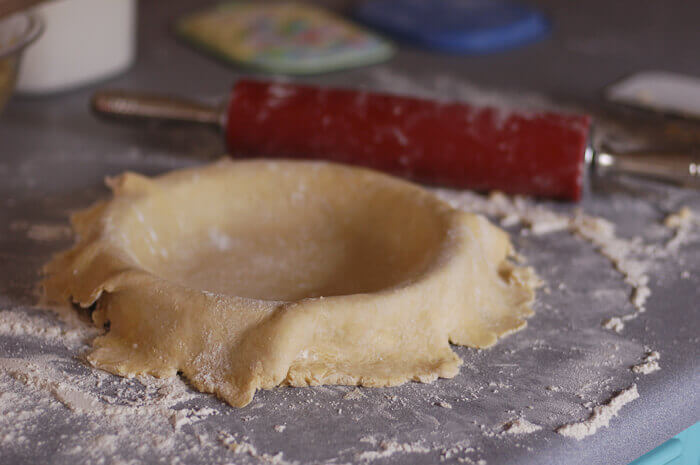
[630,422,700,465]
[354,0,549,54]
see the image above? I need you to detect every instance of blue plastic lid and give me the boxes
[354,0,550,53]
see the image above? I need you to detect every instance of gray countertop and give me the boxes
[1,1,699,464]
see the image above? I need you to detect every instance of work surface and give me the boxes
[1,1,699,464]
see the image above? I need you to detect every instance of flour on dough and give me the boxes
[43,159,537,407]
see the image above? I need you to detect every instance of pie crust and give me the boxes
[43,159,536,407]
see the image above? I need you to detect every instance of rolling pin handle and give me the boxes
[91,90,226,128]
[592,148,700,189]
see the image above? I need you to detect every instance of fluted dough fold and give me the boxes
[43,159,536,407]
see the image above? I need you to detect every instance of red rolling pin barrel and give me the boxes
[225,80,592,201]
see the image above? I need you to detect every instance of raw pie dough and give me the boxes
[44,159,537,407]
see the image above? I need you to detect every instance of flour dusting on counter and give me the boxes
[434,189,654,322]
[502,418,542,435]
[632,351,661,375]
[664,206,696,251]
[9,220,72,242]
[219,432,295,465]
[556,384,639,440]
[357,440,430,461]
[436,400,453,409]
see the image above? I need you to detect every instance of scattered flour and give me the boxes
[359,435,378,446]
[433,189,661,443]
[664,207,696,251]
[357,440,431,461]
[219,432,295,465]
[557,384,639,440]
[439,440,475,462]
[0,309,96,349]
[435,190,653,321]
[593,206,697,332]
[602,317,626,333]
[171,406,219,430]
[502,418,542,435]
[0,311,226,464]
[0,355,200,419]
[632,351,661,375]
[434,190,570,237]
[571,213,651,314]
[9,220,72,241]
[26,224,73,241]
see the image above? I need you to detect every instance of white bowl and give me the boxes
[16,0,136,94]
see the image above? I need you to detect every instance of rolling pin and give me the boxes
[91,79,699,201]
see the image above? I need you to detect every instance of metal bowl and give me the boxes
[0,12,43,114]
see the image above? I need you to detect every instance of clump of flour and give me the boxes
[9,221,72,242]
[502,418,542,435]
[219,432,294,464]
[357,439,430,461]
[632,351,660,375]
[556,385,639,440]
[664,207,696,252]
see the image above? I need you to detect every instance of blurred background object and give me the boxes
[354,0,549,53]
[16,0,136,94]
[0,0,45,18]
[0,10,42,114]
[606,71,700,121]
[176,2,394,75]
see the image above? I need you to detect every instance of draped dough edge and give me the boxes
[42,159,538,408]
